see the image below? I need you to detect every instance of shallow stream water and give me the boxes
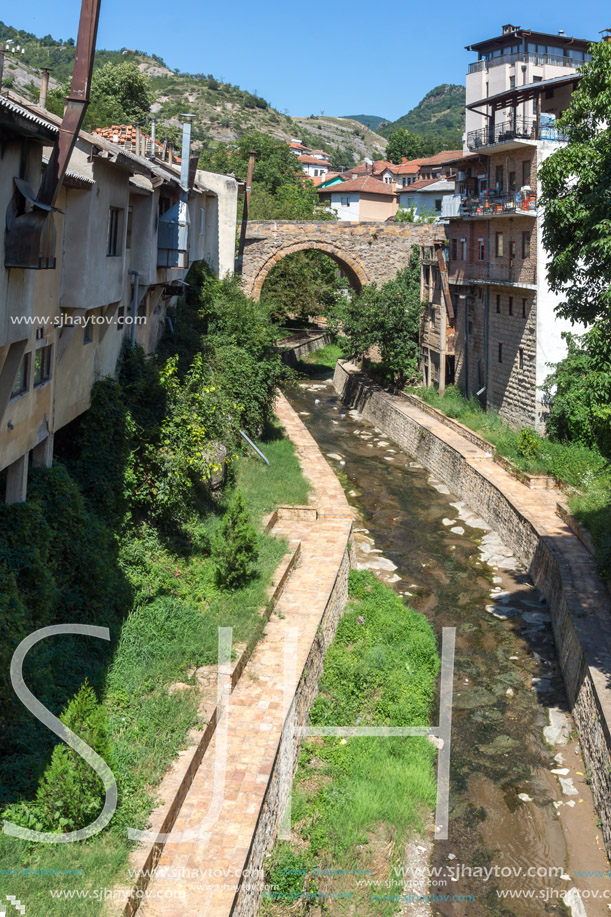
[286,372,610,917]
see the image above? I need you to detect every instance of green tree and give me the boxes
[213,491,259,588]
[385,128,425,164]
[260,250,349,322]
[329,250,424,385]
[47,61,152,129]
[539,40,611,327]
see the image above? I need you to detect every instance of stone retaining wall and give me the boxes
[278,331,335,367]
[334,360,611,858]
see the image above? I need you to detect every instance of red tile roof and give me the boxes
[299,154,331,166]
[317,175,397,196]
[308,149,329,157]
[93,124,181,162]
[397,177,440,191]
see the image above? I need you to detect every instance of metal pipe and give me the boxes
[236,150,255,274]
[239,429,269,465]
[179,115,194,193]
[39,68,51,108]
[128,270,139,347]
[150,118,156,158]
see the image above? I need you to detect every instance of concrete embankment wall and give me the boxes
[333,360,611,858]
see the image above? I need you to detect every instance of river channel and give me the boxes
[286,369,610,917]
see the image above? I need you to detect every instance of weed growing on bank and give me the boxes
[262,570,440,916]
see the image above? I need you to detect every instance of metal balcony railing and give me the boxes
[448,261,537,287]
[466,119,568,151]
[468,51,586,74]
[460,190,536,216]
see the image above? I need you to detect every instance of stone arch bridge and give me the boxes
[241,221,438,299]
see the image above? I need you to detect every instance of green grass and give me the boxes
[411,385,611,577]
[262,570,440,917]
[0,420,309,914]
[297,343,343,376]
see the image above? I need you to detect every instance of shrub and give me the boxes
[267,843,311,902]
[3,682,113,834]
[213,491,259,588]
[517,427,540,459]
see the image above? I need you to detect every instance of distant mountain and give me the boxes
[378,84,465,146]
[342,114,389,133]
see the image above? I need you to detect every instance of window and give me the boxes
[498,342,503,363]
[340,196,350,207]
[508,297,513,316]
[522,160,531,187]
[522,298,527,318]
[478,238,485,261]
[495,232,504,257]
[10,353,30,398]
[519,347,524,369]
[460,239,467,261]
[33,345,52,387]
[126,207,133,249]
[468,321,473,335]
[522,231,531,258]
[107,207,121,257]
[435,198,442,212]
[509,239,517,260]
[509,75,516,89]
[430,307,436,328]
[495,165,504,191]
[509,171,516,192]
[117,306,125,329]
[451,238,458,261]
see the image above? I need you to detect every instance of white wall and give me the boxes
[329,193,360,221]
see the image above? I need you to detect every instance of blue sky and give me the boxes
[6,1,606,121]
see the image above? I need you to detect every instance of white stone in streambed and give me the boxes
[564,887,588,917]
[485,604,521,619]
[493,576,503,584]
[560,777,578,796]
[298,411,310,416]
[442,518,457,527]
[386,573,401,583]
[383,456,394,462]
[409,462,423,468]
[326,453,343,461]
[552,768,570,776]
[544,708,571,746]
[386,448,397,453]
[377,440,390,447]
[518,793,533,802]
[506,688,514,696]
[358,556,398,573]
[565,800,576,807]
[451,526,465,535]
[464,516,489,530]
[432,483,451,495]
[554,752,566,764]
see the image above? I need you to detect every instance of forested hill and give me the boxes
[377,84,465,147]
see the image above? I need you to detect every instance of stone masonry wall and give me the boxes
[242,221,439,299]
[333,360,611,859]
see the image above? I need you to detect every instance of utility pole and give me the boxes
[236,150,255,275]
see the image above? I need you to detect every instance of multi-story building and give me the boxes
[438,25,593,430]
[0,90,238,504]
[420,241,455,393]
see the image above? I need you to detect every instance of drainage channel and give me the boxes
[285,373,610,917]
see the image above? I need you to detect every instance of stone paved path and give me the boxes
[126,393,352,917]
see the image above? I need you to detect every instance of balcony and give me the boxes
[468,51,586,74]
[467,118,567,152]
[459,190,536,218]
[448,260,537,288]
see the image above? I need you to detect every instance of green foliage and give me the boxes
[517,427,540,459]
[543,330,611,457]
[4,683,113,835]
[265,571,439,914]
[266,844,311,902]
[385,127,427,164]
[540,40,611,327]
[329,250,424,385]
[395,204,436,224]
[378,84,465,150]
[260,250,349,322]
[213,492,259,588]
[47,61,153,129]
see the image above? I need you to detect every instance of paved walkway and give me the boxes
[126,393,352,917]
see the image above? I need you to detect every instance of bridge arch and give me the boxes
[246,239,372,301]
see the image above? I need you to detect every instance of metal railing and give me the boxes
[466,119,567,151]
[460,191,536,216]
[468,51,586,74]
[448,261,537,286]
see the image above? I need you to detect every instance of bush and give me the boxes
[3,682,113,834]
[517,427,540,459]
[213,492,259,588]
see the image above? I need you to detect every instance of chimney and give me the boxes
[39,68,51,108]
[135,123,141,157]
[179,115,194,191]
[0,45,6,90]
[149,118,156,158]
[167,142,172,164]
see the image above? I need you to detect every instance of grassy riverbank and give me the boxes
[0,421,309,914]
[410,385,611,577]
[262,570,440,916]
